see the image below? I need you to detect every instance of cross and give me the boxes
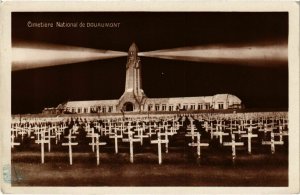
[160,131,173,153]
[11,134,20,148]
[107,122,114,135]
[34,128,42,142]
[89,134,106,165]
[259,124,273,133]
[11,127,19,139]
[257,120,264,130]
[233,125,246,136]
[94,122,102,132]
[223,134,244,160]
[71,124,79,134]
[109,129,123,154]
[134,126,148,146]
[186,123,196,141]
[86,127,96,152]
[55,128,63,144]
[62,134,78,165]
[147,125,156,138]
[262,132,284,154]
[151,132,169,164]
[122,131,140,163]
[241,127,258,154]
[123,122,133,135]
[188,132,209,158]
[203,121,213,134]
[46,127,56,152]
[171,119,179,134]
[162,121,170,131]
[35,131,50,164]
[18,130,27,141]
[258,124,274,140]
[274,126,288,142]
[213,129,229,144]
[209,125,217,140]
[226,120,237,134]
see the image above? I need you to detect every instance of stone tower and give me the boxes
[117,43,147,112]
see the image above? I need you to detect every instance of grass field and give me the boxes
[11,147,288,186]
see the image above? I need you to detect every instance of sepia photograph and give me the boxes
[1,1,299,194]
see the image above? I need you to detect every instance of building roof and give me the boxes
[59,94,241,108]
[212,94,242,104]
[62,99,119,108]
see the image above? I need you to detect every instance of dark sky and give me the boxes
[12,12,288,114]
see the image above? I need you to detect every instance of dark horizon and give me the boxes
[11,12,288,114]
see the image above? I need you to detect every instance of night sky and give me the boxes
[12,12,288,114]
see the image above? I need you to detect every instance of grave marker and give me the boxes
[11,134,20,148]
[62,134,78,165]
[35,131,50,164]
[188,132,209,158]
[122,131,140,163]
[109,130,123,154]
[241,127,258,154]
[151,132,169,164]
[262,132,284,154]
[89,134,106,165]
[134,127,148,146]
[160,131,173,153]
[223,134,244,159]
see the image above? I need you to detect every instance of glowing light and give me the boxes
[12,43,127,71]
[139,43,287,66]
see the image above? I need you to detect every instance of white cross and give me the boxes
[259,124,273,135]
[186,124,196,141]
[18,130,27,141]
[226,121,237,134]
[274,126,288,142]
[35,131,50,164]
[11,127,19,138]
[241,127,258,154]
[46,127,56,152]
[262,132,284,154]
[62,134,78,165]
[109,129,123,154]
[160,131,173,153]
[151,132,169,164]
[123,122,133,135]
[134,126,148,146]
[94,122,102,132]
[122,131,140,163]
[89,134,106,165]
[171,119,179,134]
[213,129,229,144]
[55,128,63,144]
[72,124,79,134]
[188,132,209,158]
[147,125,156,138]
[223,134,244,159]
[107,122,113,135]
[86,127,96,152]
[209,125,217,140]
[34,128,42,142]
[233,125,246,136]
[11,134,20,148]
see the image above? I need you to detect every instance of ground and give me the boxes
[11,143,288,186]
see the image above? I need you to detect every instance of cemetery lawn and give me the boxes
[11,150,288,186]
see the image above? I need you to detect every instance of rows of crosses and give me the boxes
[11,112,288,165]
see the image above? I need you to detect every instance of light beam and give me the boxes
[12,42,127,71]
[139,42,287,66]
